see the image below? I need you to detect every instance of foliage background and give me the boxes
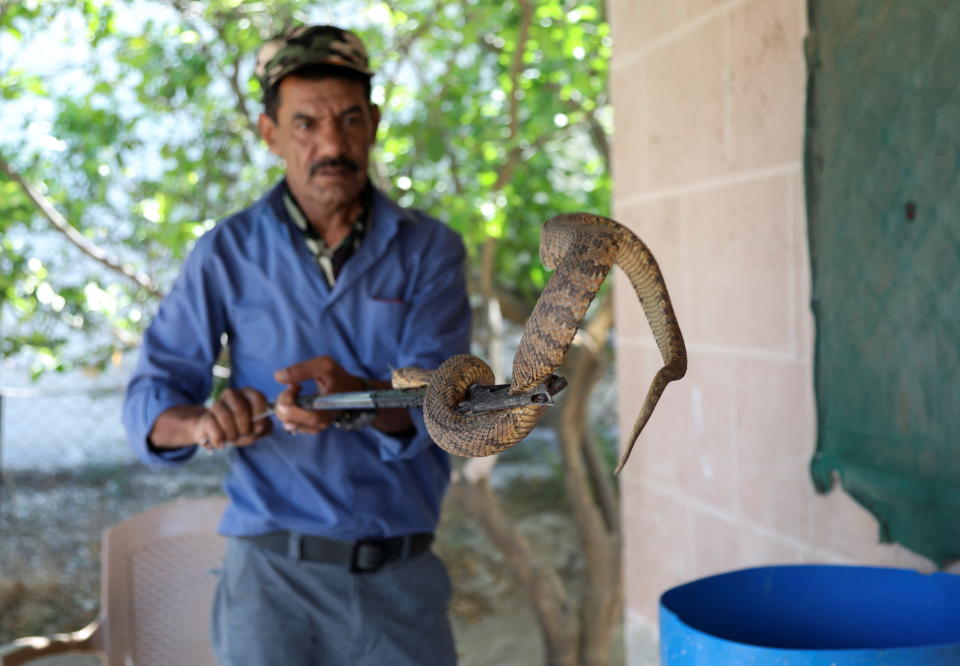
[0,0,612,377]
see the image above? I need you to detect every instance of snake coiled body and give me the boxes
[395,213,687,473]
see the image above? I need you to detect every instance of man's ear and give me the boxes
[258,113,280,155]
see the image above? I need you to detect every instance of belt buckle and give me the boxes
[350,539,389,573]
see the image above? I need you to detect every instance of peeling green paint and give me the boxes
[805,0,960,566]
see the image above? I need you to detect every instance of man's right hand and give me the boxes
[194,387,272,450]
[149,387,272,450]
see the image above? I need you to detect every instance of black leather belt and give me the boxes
[238,531,434,573]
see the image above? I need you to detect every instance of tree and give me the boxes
[0,1,620,663]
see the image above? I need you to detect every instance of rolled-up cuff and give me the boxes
[126,388,199,466]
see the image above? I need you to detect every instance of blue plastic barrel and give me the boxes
[659,565,960,665]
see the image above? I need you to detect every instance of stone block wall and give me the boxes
[607,0,938,659]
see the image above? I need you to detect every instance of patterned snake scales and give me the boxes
[392,213,687,474]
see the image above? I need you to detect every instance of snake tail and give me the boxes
[594,213,687,473]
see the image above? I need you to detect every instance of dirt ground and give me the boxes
[0,452,645,665]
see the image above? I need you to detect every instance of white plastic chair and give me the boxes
[0,496,228,666]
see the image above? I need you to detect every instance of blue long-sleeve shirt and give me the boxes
[123,181,471,540]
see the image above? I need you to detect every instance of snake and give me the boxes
[393,213,687,474]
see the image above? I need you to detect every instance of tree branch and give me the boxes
[227,53,259,139]
[478,237,509,381]
[557,348,613,545]
[507,0,533,141]
[166,0,259,145]
[379,4,437,111]
[447,148,466,196]
[581,365,618,532]
[465,277,530,326]
[494,131,554,192]
[0,155,162,298]
[491,0,533,192]
[542,80,611,173]
[492,145,524,192]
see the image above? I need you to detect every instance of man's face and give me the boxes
[259,75,380,211]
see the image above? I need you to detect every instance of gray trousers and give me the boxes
[211,537,457,665]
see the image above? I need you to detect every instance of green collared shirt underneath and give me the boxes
[282,186,369,287]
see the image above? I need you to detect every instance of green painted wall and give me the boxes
[805,0,960,566]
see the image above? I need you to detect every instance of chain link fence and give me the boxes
[0,384,133,477]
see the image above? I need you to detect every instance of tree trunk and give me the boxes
[450,468,580,666]
[558,361,622,666]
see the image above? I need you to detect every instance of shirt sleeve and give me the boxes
[370,224,472,462]
[122,235,226,466]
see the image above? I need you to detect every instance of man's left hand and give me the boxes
[273,356,364,434]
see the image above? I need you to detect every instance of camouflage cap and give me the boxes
[255,25,372,92]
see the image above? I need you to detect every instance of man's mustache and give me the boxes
[309,157,360,177]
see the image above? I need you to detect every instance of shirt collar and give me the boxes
[281,182,372,286]
[281,183,371,249]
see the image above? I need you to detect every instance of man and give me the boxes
[123,25,469,666]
